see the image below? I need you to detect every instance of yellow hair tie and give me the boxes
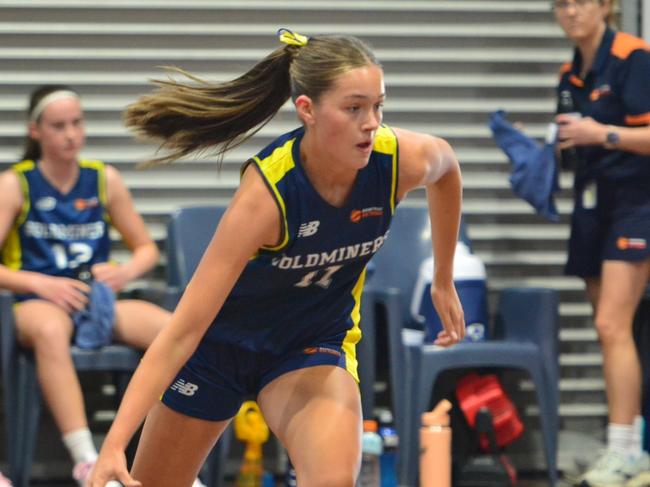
[277,28,309,47]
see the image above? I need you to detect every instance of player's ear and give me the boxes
[28,121,41,142]
[295,95,315,127]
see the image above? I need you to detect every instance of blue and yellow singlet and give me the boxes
[1,159,111,279]
[203,125,400,376]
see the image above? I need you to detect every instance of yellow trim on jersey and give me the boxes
[1,160,34,270]
[2,227,23,270]
[372,125,399,214]
[341,267,367,383]
[13,160,33,226]
[251,139,297,252]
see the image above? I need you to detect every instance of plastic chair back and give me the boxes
[166,205,228,289]
[365,206,559,486]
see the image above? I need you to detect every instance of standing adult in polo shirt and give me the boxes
[553,0,650,485]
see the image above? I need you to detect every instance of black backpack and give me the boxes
[455,408,517,487]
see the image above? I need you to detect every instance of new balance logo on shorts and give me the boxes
[170,378,199,396]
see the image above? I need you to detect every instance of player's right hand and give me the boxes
[86,448,141,487]
[31,274,90,313]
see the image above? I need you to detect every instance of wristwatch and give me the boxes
[604,127,620,149]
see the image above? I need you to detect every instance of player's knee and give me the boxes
[594,316,628,344]
[30,319,71,351]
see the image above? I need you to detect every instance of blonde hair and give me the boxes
[125,33,379,165]
[603,0,619,27]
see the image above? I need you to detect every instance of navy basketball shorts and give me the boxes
[566,179,650,278]
[161,339,352,421]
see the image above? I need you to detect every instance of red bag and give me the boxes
[456,372,524,451]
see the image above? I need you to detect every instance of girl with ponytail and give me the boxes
[89,29,464,487]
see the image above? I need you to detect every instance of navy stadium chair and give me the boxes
[363,205,559,487]
[0,290,142,487]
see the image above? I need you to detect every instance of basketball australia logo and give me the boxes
[74,197,99,211]
[350,206,383,223]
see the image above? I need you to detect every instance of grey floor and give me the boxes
[10,428,605,486]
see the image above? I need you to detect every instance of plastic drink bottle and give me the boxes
[379,425,398,487]
[357,419,383,487]
[234,401,270,487]
[420,399,452,487]
[557,90,582,170]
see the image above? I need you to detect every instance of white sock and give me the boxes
[62,428,98,465]
[608,421,643,460]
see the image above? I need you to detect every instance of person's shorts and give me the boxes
[565,178,650,278]
[161,339,352,421]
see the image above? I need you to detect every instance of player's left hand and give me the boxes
[430,280,465,347]
[91,262,131,293]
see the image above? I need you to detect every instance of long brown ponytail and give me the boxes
[125,30,379,166]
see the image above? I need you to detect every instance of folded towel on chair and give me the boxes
[73,281,115,349]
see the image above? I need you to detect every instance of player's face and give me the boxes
[30,97,86,163]
[553,0,609,43]
[310,64,385,170]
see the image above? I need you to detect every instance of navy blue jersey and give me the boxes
[203,125,399,378]
[1,159,111,278]
[557,28,650,184]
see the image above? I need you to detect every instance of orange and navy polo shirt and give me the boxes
[557,27,650,184]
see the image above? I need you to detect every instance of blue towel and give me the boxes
[488,110,560,221]
[73,281,115,349]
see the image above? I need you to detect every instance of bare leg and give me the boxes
[595,259,650,424]
[113,299,170,350]
[584,276,601,311]
[130,402,229,487]
[14,300,86,434]
[258,365,362,487]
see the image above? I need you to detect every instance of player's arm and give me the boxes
[0,169,31,291]
[94,165,160,291]
[0,169,89,311]
[89,164,280,487]
[394,127,465,345]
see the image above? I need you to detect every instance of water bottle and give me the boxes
[557,90,582,170]
[76,263,93,285]
[234,401,269,487]
[378,425,398,487]
[261,471,275,487]
[420,400,452,487]
[356,420,383,487]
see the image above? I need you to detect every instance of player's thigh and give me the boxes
[257,365,362,479]
[13,299,74,348]
[131,401,229,487]
[113,299,170,349]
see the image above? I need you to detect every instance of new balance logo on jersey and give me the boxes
[35,196,57,211]
[170,378,199,396]
[298,220,320,238]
